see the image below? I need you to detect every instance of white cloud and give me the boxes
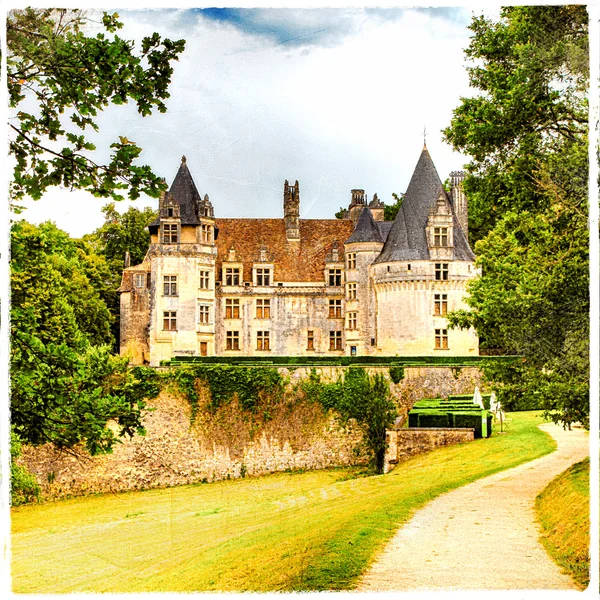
[13,7,479,236]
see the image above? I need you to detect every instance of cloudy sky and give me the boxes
[11,6,489,237]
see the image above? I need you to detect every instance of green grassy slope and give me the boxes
[535,457,590,589]
[12,412,555,593]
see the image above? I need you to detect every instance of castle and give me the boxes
[119,145,479,365]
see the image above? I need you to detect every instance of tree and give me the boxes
[10,221,159,454]
[443,6,589,428]
[7,9,185,210]
[384,193,403,221]
[303,368,397,473]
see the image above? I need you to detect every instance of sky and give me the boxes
[10,6,487,237]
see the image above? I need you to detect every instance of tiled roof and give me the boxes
[346,207,384,244]
[375,147,475,263]
[214,218,353,282]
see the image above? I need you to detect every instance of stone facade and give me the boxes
[119,147,479,366]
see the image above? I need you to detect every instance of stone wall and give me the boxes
[18,365,485,501]
[383,427,475,473]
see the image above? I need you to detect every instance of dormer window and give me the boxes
[201,224,213,243]
[328,269,342,286]
[256,268,271,286]
[167,208,174,217]
[225,268,240,286]
[434,227,448,247]
[163,223,178,244]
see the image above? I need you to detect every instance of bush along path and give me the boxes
[357,421,589,591]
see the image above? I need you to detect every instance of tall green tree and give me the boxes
[11,221,159,454]
[443,6,589,428]
[8,9,185,210]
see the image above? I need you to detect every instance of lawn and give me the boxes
[536,457,590,589]
[12,411,556,592]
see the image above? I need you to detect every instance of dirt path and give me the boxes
[357,422,589,591]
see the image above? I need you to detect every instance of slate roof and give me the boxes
[150,158,203,228]
[374,146,475,263]
[214,218,353,283]
[346,207,384,244]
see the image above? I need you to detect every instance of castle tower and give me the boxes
[450,171,468,240]
[283,180,300,241]
[371,146,478,356]
[344,207,384,355]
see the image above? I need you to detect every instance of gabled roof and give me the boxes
[150,158,203,227]
[374,146,475,263]
[346,207,384,244]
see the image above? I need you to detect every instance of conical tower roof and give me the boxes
[374,147,474,262]
[150,156,203,227]
[346,206,384,244]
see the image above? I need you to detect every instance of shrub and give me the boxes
[10,431,41,506]
[388,366,405,384]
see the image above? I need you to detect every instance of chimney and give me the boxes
[450,171,468,240]
[283,179,300,241]
[124,251,131,268]
[348,189,366,226]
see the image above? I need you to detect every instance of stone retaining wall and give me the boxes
[18,365,485,501]
[383,427,475,473]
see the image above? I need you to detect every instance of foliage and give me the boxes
[7,8,185,209]
[10,431,41,507]
[11,412,555,592]
[168,365,285,419]
[334,207,348,219]
[388,366,405,384]
[384,193,403,221]
[11,220,159,454]
[443,6,589,428]
[535,458,590,589]
[303,368,397,474]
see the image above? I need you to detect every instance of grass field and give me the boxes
[12,411,556,592]
[536,457,590,589]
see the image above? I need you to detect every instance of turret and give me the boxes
[283,179,300,241]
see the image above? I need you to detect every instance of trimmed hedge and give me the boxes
[161,355,520,368]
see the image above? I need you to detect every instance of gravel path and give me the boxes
[357,422,589,591]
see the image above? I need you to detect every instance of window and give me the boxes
[163,275,177,296]
[434,227,448,247]
[435,263,449,281]
[347,253,356,269]
[201,224,212,243]
[198,304,210,324]
[225,268,240,286]
[329,331,342,351]
[329,299,342,319]
[307,330,314,350]
[407,264,411,271]
[256,331,270,351]
[347,312,357,330]
[256,268,271,286]
[199,270,210,289]
[435,328,449,349]
[167,207,174,217]
[134,274,146,288]
[434,293,448,316]
[163,223,178,243]
[226,331,240,350]
[256,299,271,319]
[347,283,357,300]
[328,268,342,286]
[225,299,240,319]
[163,311,177,331]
